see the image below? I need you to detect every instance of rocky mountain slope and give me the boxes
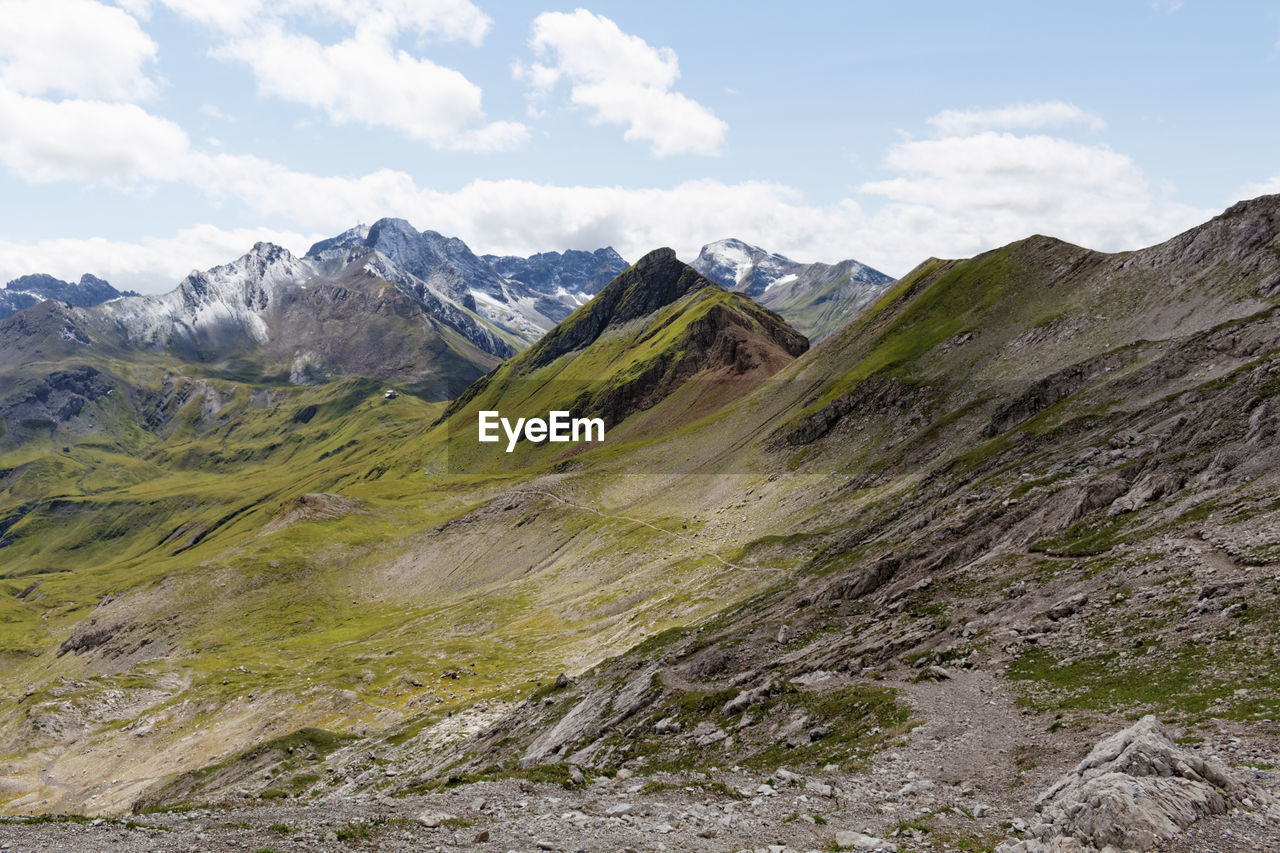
[439,247,808,472]
[0,273,134,320]
[0,250,504,464]
[484,247,629,323]
[692,238,895,341]
[306,218,553,344]
[2,198,1280,851]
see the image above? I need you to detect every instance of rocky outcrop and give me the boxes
[998,716,1265,852]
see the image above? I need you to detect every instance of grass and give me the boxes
[595,681,913,776]
[405,761,583,794]
[6,361,762,809]
[1007,639,1280,722]
[334,821,377,842]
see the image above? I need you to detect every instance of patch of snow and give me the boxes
[764,273,797,293]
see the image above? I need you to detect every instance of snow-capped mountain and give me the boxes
[691,239,894,341]
[308,219,501,310]
[55,239,512,396]
[0,222,637,398]
[307,218,555,341]
[691,239,797,299]
[0,273,133,320]
[99,242,314,351]
[483,248,629,322]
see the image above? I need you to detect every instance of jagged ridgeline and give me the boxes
[0,196,1279,840]
[0,273,135,320]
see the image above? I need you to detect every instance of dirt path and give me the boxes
[890,668,1101,812]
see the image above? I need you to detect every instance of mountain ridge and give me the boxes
[0,272,135,320]
[438,246,808,470]
[691,237,895,341]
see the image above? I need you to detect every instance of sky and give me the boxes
[0,0,1278,293]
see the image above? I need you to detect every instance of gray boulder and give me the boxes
[998,716,1256,852]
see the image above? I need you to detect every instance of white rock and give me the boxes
[417,811,456,828]
[806,780,834,798]
[833,830,897,851]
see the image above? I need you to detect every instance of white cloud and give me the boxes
[0,0,158,100]
[214,27,526,150]
[0,95,1215,285]
[0,91,190,184]
[125,0,515,150]
[1240,176,1280,198]
[519,9,727,156]
[0,224,324,293]
[858,128,1210,268]
[927,101,1105,136]
[117,0,262,33]
[122,0,492,42]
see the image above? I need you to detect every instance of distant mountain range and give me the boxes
[0,221,641,404]
[691,238,894,342]
[0,222,891,414]
[0,273,136,320]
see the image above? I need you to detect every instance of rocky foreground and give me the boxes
[2,711,1276,852]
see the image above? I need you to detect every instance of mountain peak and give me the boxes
[692,238,795,296]
[305,224,370,257]
[246,241,291,260]
[690,237,894,341]
[603,247,716,323]
[366,217,420,244]
[520,247,717,372]
[0,271,129,320]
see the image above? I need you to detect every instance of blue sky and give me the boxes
[0,0,1277,291]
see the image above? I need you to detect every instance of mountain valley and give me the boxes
[2,199,1280,852]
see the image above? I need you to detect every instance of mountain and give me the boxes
[8,237,513,387]
[483,247,629,322]
[307,218,556,343]
[438,247,807,471]
[0,243,509,459]
[0,272,134,319]
[691,238,894,341]
[3,199,1280,853]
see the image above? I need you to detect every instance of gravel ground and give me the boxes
[4,672,1277,852]
[3,746,1276,852]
